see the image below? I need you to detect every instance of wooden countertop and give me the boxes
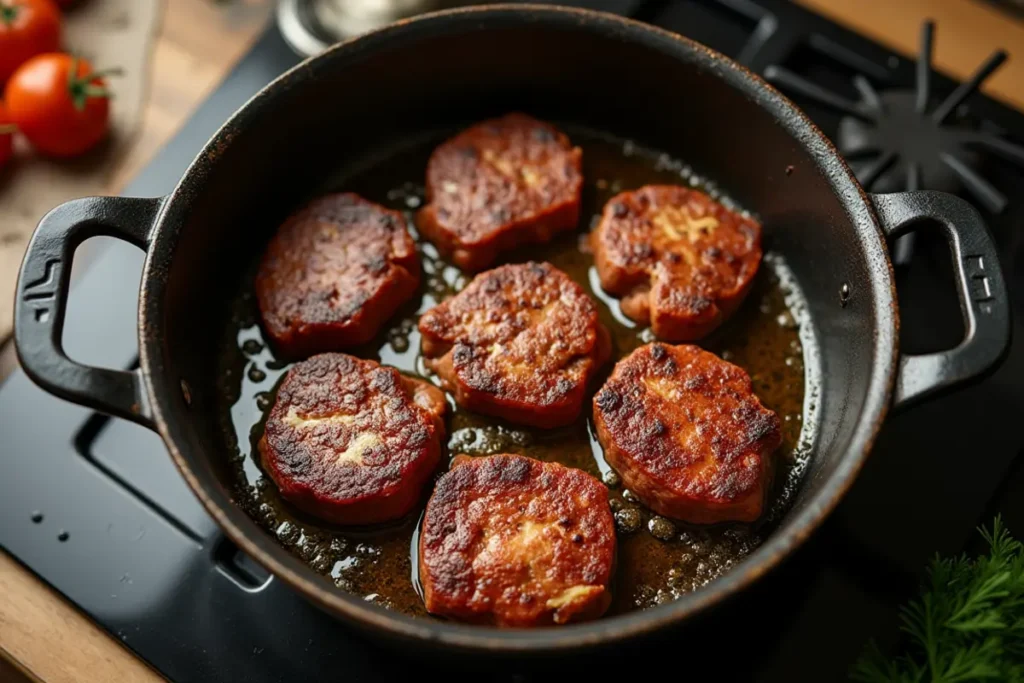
[800,0,1024,111]
[1,0,1022,680]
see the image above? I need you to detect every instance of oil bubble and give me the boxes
[615,508,642,534]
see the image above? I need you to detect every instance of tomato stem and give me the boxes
[89,67,125,80]
[0,124,16,135]
[67,57,123,112]
[0,5,18,27]
[83,85,112,99]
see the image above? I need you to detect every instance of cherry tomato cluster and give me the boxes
[0,0,113,171]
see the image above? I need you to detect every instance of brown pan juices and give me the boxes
[218,127,817,619]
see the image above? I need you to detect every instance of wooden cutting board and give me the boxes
[0,0,1020,681]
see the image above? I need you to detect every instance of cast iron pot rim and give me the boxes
[137,4,898,651]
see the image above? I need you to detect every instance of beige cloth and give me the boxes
[0,0,161,340]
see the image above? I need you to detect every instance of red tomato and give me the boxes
[0,102,13,169]
[0,0,62,84]
[5,53,115,157]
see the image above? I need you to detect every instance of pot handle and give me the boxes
[870,191,1010,410]
[14,196,164,429]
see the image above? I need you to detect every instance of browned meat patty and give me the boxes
[419,454,616,627]
[255,193,420,358]
[258,353,446,525]
[418,262,610,429]
[593,343,781,524]
[592,185,762,341]
[416,113,583,272]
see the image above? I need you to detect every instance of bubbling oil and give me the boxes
[218,129,817,619]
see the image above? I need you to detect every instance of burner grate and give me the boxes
[764,19,1024,264]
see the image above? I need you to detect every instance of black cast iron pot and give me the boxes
[13,5,1011,654]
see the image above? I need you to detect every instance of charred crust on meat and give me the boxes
[255,193,420,358]
[595,388,620,413]
[591,185,762,341]
[532,127,555,142]
[419,454,615,626]
[416,113,584,272]
[502,455,532,483]
[259,353,447,525]
[418,262,610,428]
[592,343,781,524]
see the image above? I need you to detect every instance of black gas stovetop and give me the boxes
[2,1,1023,681]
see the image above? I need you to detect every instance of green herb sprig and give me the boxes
[852,517,1024,683]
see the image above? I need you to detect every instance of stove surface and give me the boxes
[1,2,1023,681]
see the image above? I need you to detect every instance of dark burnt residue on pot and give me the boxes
[216,129,818,618]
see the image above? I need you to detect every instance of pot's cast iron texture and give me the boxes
[13,5,1010,653]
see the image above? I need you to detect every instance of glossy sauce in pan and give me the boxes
[218,129,817,618]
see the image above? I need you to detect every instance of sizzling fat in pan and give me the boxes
[217,128,819,619]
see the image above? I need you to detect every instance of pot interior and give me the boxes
[219,128,812,615]
[144,7,894,642]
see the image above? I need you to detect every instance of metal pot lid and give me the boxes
[276,0,488,57]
